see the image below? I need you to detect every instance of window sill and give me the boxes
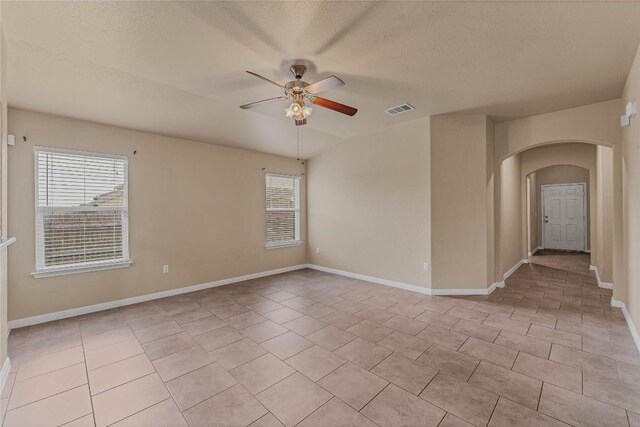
[32,260,132,279]
[266,241,302,250]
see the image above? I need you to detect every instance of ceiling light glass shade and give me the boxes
[284,102,312,119]
[285,102,302,118]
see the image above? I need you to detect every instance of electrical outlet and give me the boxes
[423,262,430,271]
[162,265,169,273]
[315,247,320,254]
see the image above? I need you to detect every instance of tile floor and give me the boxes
[2,251,640,426]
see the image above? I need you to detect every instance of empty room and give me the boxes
[0,1,640,426]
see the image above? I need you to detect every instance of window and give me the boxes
[34,147,130,277]
[265,173,300,248]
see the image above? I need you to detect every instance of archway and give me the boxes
[495,139,617,292]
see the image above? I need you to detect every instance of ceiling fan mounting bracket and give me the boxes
[290,64,307,80]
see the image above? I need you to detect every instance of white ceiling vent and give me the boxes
[385,103,415,115]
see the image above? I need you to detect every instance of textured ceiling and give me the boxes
[3,1,640,158]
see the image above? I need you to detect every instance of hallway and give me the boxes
[1,252,639,426]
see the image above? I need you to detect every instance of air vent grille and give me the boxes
[385,103,415,115]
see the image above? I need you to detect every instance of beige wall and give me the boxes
[495,99,621,159]
[431,115,493,290]
[500,154,522,273]
[534,165,591,250]
[527,172,538,252]
[622,41,640,334]
[486,119,496,286]
[307,117,431,288]
[596,146,614,284]
[0,4,7,367]
[7,108,306,320]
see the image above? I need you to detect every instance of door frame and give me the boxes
[541,182,587,252]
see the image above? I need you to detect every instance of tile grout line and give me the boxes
[3,384,88,416]
[6,259,638,426]
[12,359,86,386]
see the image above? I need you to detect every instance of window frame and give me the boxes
[265,173,301,249]
[32,146,131,278]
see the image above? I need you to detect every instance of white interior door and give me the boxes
[543,183,585,251]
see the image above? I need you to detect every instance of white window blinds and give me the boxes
[34,147,129,274]
[266,173,300,248]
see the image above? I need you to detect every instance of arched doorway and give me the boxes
[495,140,617,292]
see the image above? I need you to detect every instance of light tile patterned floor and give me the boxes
[2,251,640,426]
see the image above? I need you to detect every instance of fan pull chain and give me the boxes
[296,127,300,161]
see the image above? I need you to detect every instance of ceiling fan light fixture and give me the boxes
[284,102,312,119]
[284,102,302,118]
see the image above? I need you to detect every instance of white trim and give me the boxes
[0,237,16,250]
[503,259,527,281]
[32,260,132,279]
[305,264,498,296]
[541,182,587,252]
[590,265,613,289]
[305,264,430,295]
[0,357,10,396]
[10,264,308,329]
[610,298,640,355]
[34,147,129,275]
[265,240,302,250]
[265,173,301,248]
[9,262,507,329]
[528,246,543,257]
[33,145,128,161]
[432,282,498,296]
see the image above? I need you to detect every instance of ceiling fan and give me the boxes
[240,65,358,126]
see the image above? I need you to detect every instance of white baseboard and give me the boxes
[305,264,498,296]
[431,281,498,296]
[10,261,506,329]
[528,246,543,257]
[305,264,431,295]
[9,264,308,329]
[0,357,11,396]
[590,265,613,289]
[503,259,527,282]
[611,298,640,355]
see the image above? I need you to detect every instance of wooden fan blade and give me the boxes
[305,75,345,94]
[240,96,288,109]
[309,96,357,116]
[245,71,284,88]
